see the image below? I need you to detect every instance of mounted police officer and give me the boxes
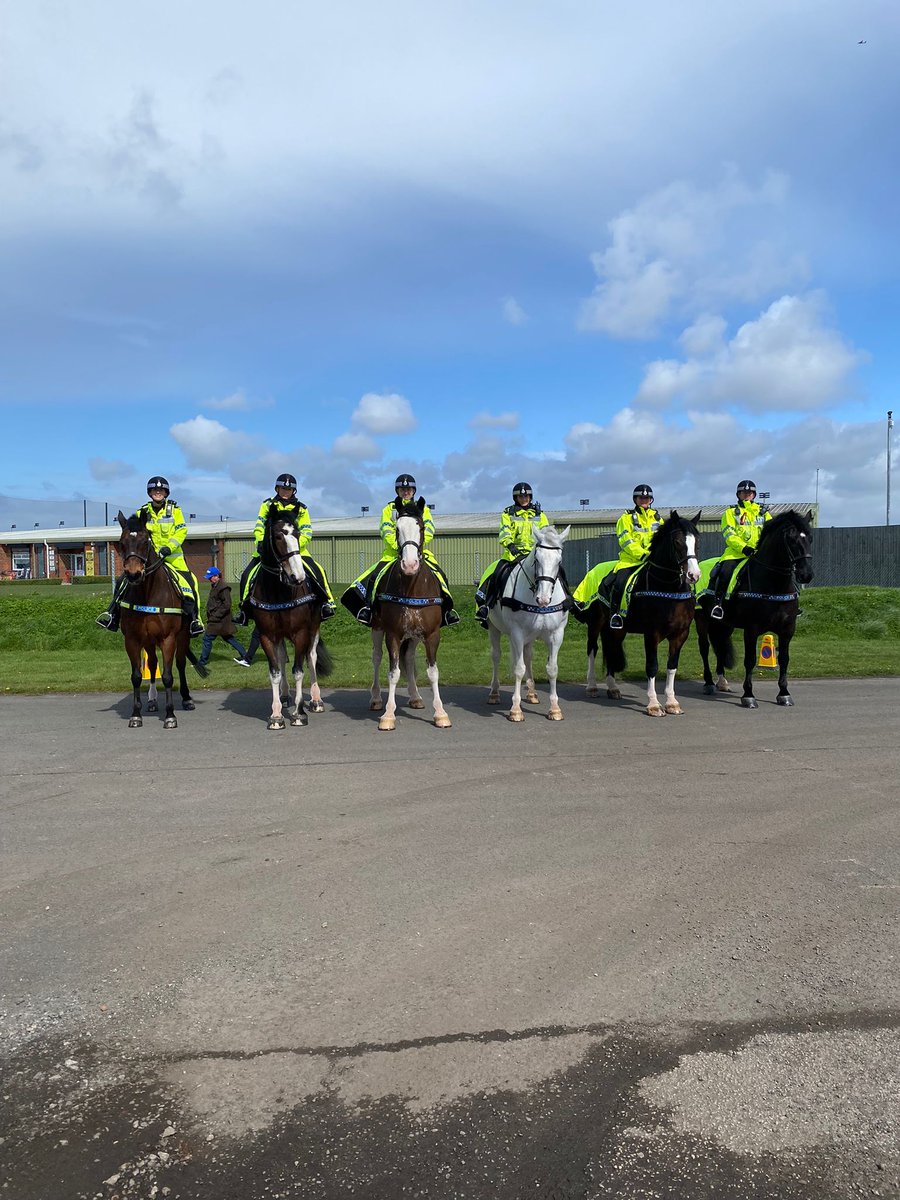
[708,479,772,619]
[340,473,459,626]
[475,481,550,625]
[236,473,336,624]
[598,484,662,629]
[96,476,204,636]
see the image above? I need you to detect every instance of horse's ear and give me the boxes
[558,524,571,542]
[806,510,814,524]
[692,510,702,525]
[669,509,679,521]
[117,511,128,530]
[417,497,426,514]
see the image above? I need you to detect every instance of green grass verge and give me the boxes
[1,587,899,694]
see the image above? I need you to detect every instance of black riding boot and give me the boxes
[96,601,121,632]
[183,596,205,637]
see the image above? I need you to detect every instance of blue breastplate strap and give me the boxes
[735,590,799,602]
[632,589,693,600]
[121,602,183,614]
[250,594,317,611]
[377,593,442,606]
[500,597,571,614]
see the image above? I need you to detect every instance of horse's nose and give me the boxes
[687,562,701,583]
[400,558,419,576]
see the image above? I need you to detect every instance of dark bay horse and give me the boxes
[585,511,702,716]
[247,509,333,729]
[369,499,451,731]
[696,510,814,708]
[116,510,203,729]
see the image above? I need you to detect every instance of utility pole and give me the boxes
[888,411,894,526]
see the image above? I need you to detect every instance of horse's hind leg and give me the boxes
[487,625,502,705]
[146,650,159,713]
[290,642,309,726]
[776,635,794,706]
[161,655,177,729]
[523,640,539,705]
[405,639,424,708]
[741,628,759,709]
[425,631,451,729]
[178,637,194,711]
[307,635,325,714]
[370,631,384,711]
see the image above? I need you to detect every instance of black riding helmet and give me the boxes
[275,473,297,491]
[632,484,654,502]
[736,479,757,497]
[512,481,533,499]
[147,476,170,497]
[395,474,416,492]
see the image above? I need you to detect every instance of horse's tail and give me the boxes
[314,637,334,678]
[722,638,736,671]
[185,645,209,678]
[604,636,627,676]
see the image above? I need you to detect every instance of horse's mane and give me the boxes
[266,501,300,525]
[124,512,145,533]
[647,510,696,554]
[756,509,813,548]
[393,500,424,521]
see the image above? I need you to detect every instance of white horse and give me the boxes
[486,524,572,722]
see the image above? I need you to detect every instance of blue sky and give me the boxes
[2,0,898,528]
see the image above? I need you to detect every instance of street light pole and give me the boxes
[887,411,894,526]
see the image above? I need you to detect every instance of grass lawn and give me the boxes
[1,586,899,694]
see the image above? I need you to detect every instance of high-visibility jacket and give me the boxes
[379,500,435,560]
[499,503,550,560]
[254,497,312,554]
[720,500,771,561]
[135,500,189,571]
[613,506,662,570]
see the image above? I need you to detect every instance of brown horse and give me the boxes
[369,499,451,732]
[584,511,702,717]
[247,508,333,729]
[116,510,202,729]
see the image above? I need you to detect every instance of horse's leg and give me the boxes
[146,649,159,713]
[696,612,717,696]
[307,631,325,714]
[741,627,759,709]
[487,624,502,705]
[424,626,451,729]
[405,639,424,708]
[178,628,194,711]
[601,624,623,701]
[287,637,308,727]
[369,630,384,711]
[546,625,564,721]
[586,615,600,697]
[523,636,539,705]
[161,634,178,729]
[266,636,286,729]
[126,635,144,728]
[709,623,732,692]
[507,627,526,722]
[663,627,690,715]
[378,632,402,731]
[776,631,794,706]
[644,632,664,717]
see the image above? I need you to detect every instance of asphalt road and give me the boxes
[2,677,898,1199]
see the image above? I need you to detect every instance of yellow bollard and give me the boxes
[757,633,776,669]
[141,650,152,680]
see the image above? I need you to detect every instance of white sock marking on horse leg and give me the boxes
[647,675,659,710]
[426,661,447,721]
[270,669,283,720]
[586,651,597,692]
[664,667,678,703]
[384,664,401,720]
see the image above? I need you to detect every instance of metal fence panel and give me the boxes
[808,526,900,587]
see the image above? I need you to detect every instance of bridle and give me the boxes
[263,521,306,586]
[519,540,563,597]
[752,523,812,580]
[645,524,698,591]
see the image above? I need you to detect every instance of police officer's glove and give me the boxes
[742,545,754,557]
[158,546,171,558]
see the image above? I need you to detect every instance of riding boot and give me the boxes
[320,601,336,619]
[475,603,490,625]
[183,596,205,637]
[96,601,121,632]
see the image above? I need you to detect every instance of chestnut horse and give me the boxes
[368,499,451,732]
[115,510,203,729]
[246,508,333,729]
[584,511,702,717]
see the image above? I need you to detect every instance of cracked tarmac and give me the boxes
[2,680,899,1198]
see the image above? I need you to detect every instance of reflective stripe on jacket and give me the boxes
[253,498,312,554]
[614,506,662,570]
[720,501,771,560]
[499,504,550,560]
[379,501,435,556]
[135,501,188,567]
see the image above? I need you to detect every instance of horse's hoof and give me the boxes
[146,700,158,713]
[408,698,425,710]
[291,715,308,726]
[586,686,599,698]
[487,694,501,705]
[378,716,396,731]
[665,702,683,715]
[525,693,540,705]
[163,717,178,729]
[507,710,525,723]
[369,700,383,711]
[182,700,195,711]
[716,681,731,693]
[128,717,143,729]
[646,705,664,718]
[606,689,621,701]
[547,708,563,721]
[703,684,716,695]
[433,715,452,729]
[309,701,325,714]
[776,694,794,707]
[741,697,758,709]
[268,717,286,730]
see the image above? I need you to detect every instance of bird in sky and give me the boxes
[858,39,867,44]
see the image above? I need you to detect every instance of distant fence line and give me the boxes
[561,526,900,590]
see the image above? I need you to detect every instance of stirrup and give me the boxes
[320,601,336,619]
[189,618,205,637]
[96,611,119,632]
[356,606,372,626]
[609,612,624,630]
[234,609,249,626]
[475,604,489,622]
[710,603,725,620]
[443,609,461,627]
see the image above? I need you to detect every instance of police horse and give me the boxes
[695,510,813,708]
[368,499,451,732]
[583,512,701,717]
[246,507,333,729]
[115,510,203,729]
[485,524,572,722]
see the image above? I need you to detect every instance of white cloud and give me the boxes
[636,293,866,413]
[332,430,380,461]
[169,415,261,469]
[501,296,528,325]
[351,392,417,435]
[578,169,809,339]
[469,411,520,430]
[202,389,273,412]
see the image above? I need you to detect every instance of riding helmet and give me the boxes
[512,482,533,498]
[275,473,297,490]
[146,476,170,496]
[395,474,416,491]
[736,479,757,497]
[632,484,654,501]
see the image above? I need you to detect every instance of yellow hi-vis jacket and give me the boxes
[720,500,771,561]
[135,500,189,572]
[499,503,550,560]
[613,506,662,571]
[378,500,436,561]
[253,497,312,554]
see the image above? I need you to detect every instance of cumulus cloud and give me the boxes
[351,392,417,435]
[636,293,866,413]
[501,296,528,325]
[332,430,380,461]
[578,169,809,339]
[89,457,134,482]
[169,415,261,470]
[469,411,520,430]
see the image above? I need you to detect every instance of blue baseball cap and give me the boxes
[204,567,221,580]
